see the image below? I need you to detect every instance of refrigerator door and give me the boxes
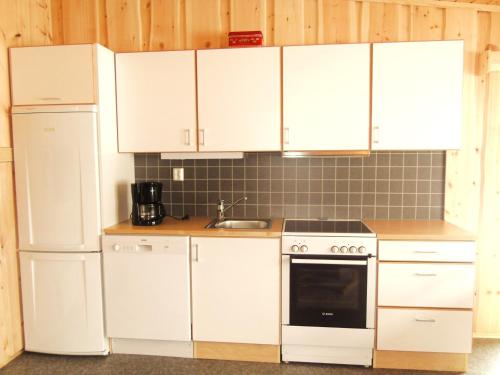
[13,110,101,252]
[20,251,108,355]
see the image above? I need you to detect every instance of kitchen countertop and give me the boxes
[103,217,283,238]
[363,220,475,241]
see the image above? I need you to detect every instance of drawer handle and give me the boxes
[415,318,436,323]
[414,273,437,277]
[414,251,438,254]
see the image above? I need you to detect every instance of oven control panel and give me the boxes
[282,236,377,256]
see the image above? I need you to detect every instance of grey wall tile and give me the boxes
[134,151,445,220]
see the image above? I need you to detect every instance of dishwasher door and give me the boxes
[102,235,191,341]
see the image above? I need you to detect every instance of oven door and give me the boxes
[287,255,368,329]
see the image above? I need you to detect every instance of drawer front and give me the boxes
[378,263,475,308]
[377,308,473,353]
[378,241,475,262]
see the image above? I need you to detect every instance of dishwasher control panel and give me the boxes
[102,235,189,254]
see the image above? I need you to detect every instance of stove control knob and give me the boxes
[300,245,308,253]
[358,246,366,254]
[349,246,357,254]
[331,246,339,253]
[291,245,299,253]
[340,246,348,254]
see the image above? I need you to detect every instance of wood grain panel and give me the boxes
[374,350,468,372]
[194,341,280,363]
[0,163,23,368]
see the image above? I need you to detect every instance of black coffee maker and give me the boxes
[131,182,166,226]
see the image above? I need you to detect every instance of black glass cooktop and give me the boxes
[284,220,373,234]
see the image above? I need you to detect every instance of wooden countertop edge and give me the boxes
[374,233,476,241]
[103,217,284,238]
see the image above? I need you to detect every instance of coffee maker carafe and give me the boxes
[131,182,166,226]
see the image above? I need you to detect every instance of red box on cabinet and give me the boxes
[228,31,263,47]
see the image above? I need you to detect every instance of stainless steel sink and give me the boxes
[206,218,272,230]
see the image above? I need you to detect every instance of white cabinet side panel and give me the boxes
[96,45,134,228]
[13,112,101,252]
[20,252,107,354]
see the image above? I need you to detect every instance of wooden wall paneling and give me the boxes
[444,8,481,233]
[320,0,361,43]
[105,0,144,51]
[0,2,11,148]
[475,14,500,338]
[229,0,268,37]
[185,0,230,49]
[409,6,445,40]
[58,0,101,45]
[0,163,23,368]
[369,3,410,42]
[304,0,320,44]
[148,0,187,51]
[273,0,305,45]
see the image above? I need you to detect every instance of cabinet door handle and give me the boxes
[39,97,62,101]
[413,273,437,277]
[283,128,290,144]
[184,129,191,146]
[414,250,438,254]
[415,318,436,323]
[192,244,199,262]
[199,129,205,146]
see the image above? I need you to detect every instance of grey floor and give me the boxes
[2,339,499,375]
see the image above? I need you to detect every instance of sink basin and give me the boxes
[206,218,272,230]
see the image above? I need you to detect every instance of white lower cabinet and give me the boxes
[376,240,475,358]
[377,308,473,353]
[191,237,280,345]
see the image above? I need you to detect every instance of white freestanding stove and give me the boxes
[281,219,377,366]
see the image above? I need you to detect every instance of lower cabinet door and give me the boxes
[20,252,107,354]
[191,237,280,345]
[377,308,473,353]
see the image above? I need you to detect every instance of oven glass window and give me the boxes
[289,257,367,328]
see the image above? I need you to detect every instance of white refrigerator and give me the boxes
[12,104,134,355]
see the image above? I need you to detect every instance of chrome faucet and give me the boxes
[216,196,247,222]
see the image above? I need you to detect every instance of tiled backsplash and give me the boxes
[135,151,445,220]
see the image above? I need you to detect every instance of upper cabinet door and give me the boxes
[9,45,96,105]
[116,51,197,152]
[197,47,281,152]
[283,44,370,152]
[372,40,464,150]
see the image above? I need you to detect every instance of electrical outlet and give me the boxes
[173,168,184,181]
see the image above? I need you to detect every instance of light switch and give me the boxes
[173,168,184,181]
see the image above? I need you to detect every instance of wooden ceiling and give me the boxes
[451,0,500,5]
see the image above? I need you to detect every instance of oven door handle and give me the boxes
[291,259,367,266]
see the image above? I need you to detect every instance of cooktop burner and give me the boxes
[283,219,374,236]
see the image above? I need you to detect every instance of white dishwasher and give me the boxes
[102,235,192,357]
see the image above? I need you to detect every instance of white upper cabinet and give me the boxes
[196,47,281,152]
[10,45,96,105]
[372,40,464,150]
[116,51,197,152]
[283,43,371,152]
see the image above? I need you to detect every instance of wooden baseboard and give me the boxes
[194,341,280,363]
[373,350,468,372]
[0,349,23,369]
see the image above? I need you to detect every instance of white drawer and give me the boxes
[377,308,473,353]
[378,241,475,262]
[378,263,475,308]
